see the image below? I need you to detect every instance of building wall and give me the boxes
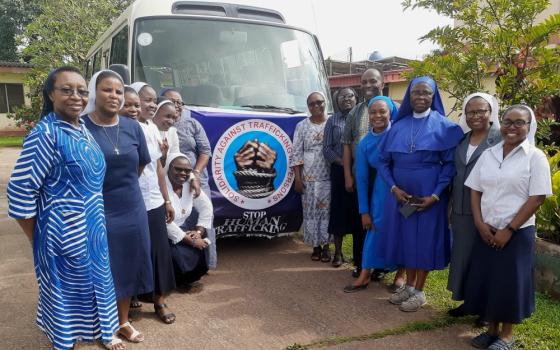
[0,71,30,133]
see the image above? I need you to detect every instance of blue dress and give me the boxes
[355,130,396,270]
[7,113,118,350]
[84,115,154,299]
[377,111,463,270]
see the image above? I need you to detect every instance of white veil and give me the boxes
[82,70,125,116]
[459,92,500,133]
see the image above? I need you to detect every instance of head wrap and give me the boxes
[306,91,328,117]
[503,104,538,145]
[395,76,445,121]
[367,95,398,121]
[82,70,125,116]
[130,82,148,94]
[154,99,175,118]
[459,93,500,133]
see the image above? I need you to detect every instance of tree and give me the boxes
[9,0,132,128]
[402,0,560,113]
[0,0,41,61]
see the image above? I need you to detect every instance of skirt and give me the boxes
[328,164,362,236]
[447,213,477,301]
[462,226,536,324]
[170,241,209,286]
[146,204,176,296]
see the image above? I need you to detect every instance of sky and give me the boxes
[224,0,454,60]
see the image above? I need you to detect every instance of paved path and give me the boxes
[0,147,474,349]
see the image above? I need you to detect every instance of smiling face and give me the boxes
[307,92,326,117]
[138,86,157,121]
[94,76,124,116]
[153,103,176,131]
[337,88,357,113]
[163,90,184,121]
[464,97,491,132]
[168,156,192,187]
[48,71,88,121]
[410,82,434,114]
[501,107,531,147]
[361,69,384,99]
[120,91,141,119]
[369,100,391,133]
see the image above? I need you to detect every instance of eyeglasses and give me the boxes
[410,90,433,97]
[308,100,325,107]
[502,119,530,128]
[170,99,185,107]
[340,93,355,100]
[172,166,192,175]
[54,87,89,97]
[465,109,489,118]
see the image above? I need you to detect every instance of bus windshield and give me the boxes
[133,18,331,114]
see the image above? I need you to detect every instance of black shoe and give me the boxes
[474,316,488,328]
[332,254,343,267]
[370,269,386,282]
[447,304,466,317]
[343,283,368,293]
[351,267,362,278]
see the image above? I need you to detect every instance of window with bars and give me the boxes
[0,83,25,114]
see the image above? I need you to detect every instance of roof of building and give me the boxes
[325,56,412,76]
[0,61,33,68]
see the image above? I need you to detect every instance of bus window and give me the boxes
[110,26,129,65]
[92,50,102,73]
[133,18,331,113]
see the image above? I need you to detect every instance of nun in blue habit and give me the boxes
[344,96,401,293]
[376,76,463,312]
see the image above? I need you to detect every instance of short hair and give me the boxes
[41,66,83,116]
[362,68,384,83]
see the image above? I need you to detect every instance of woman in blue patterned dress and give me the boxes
[7,67,123,350]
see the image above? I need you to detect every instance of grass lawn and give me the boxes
[336,235,560,350]
[0,136,23,147]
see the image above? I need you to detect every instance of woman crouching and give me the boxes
[165,153,213,289]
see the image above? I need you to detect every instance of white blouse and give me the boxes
[465,139,552,230]
[139,120,164,211]
[466,143,478,163]
[166,177,213,244]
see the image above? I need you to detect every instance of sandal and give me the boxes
[471,332,499,349]
[130,296,142,309]
[311,247,321,261]
[320,247,331,263]
[104,335,126,349]
[488,337,515,350]
[154,303,176,324]
[117,321,144,343]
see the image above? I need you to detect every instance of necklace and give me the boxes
[102,123,120,155]
[409,117,425,153]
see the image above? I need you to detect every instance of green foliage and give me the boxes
[0,136,24,148]
[0,0,40,61]
[402,0,560,113]
[8,0,132,128]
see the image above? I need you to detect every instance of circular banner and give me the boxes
[212,119,294,209]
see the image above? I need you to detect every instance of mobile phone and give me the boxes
[399,202,418,218]
[408,196,423,206]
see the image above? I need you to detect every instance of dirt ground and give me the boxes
[0,147,475,349]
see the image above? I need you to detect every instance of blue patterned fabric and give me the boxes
[7,113,118,350]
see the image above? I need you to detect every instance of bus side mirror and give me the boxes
[109,64,131,85]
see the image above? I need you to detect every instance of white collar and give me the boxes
[491,138,531,160]
[413,108,431,119]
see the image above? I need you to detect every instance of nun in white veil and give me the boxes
[447,92,503,320]
[461,104,551,348]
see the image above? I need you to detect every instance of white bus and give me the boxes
[85,0,332,238]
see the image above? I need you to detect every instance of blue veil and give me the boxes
[395,76,445,121]
[367,95,398,121]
